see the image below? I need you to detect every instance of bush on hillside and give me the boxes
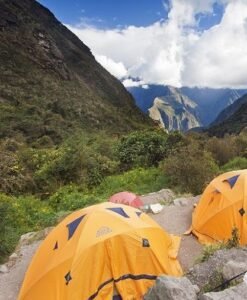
[48,185,99,212]
[221,157,247,172]
[164,131,187,156]
[0,194,19,259]
[20,132,118,194]
[235,129,247,158]
[94,167,169,198]
[206,135,238,165]
[163,144,219,194]
[49,168,169,211]
[0,193,55,263]
[116,130,168,170]
[0,140,34,194]
[205,131,247,166]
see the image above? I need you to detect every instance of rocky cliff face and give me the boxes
[148,87,201,131]
[128,85,247,128]
[0,0,151,144]
[208,100,247,136]
[211,94,247,126]
[181,87,247,126]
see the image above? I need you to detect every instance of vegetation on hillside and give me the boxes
[0,0,151,146]
[208,103,247,136]
[1,127,247,262]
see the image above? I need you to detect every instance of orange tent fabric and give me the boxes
[109,191,143,208]
[18,202,182,300]
[191,169,247,245]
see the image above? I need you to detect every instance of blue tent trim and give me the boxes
[53,241,58,250]
[136,211,142,217]
[213,189,220,194]
[224,175,240,189]
[65,271,72,285]
[67,215,85,240]
[106,207,129,218]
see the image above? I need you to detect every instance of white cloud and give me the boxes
[182,0,247,88]
[122,78,147,88]
[67,0,247,88]
[95,55,127,78]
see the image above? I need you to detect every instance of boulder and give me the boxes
[222,260,247,281]
[200,282,247,300]
[9,253,18,260]
[187,247,247,289]
[17,227,54,248]
[141,189,175,205]
[144,276,199,300]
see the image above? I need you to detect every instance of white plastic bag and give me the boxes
[243,272,247,284]
[149,203,163,214]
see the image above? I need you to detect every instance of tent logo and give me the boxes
[96,226,112,237]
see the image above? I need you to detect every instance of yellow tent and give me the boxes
[18,202,182,300]
[191,169,247,245]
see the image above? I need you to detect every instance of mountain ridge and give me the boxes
[211,93,247,126]
[148,86,201,131]
[128,84,247,130]
[207,94,247,136]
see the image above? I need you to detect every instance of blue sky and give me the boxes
[38,0,223,30]
[37,1,247,89]
[38,0,168,28]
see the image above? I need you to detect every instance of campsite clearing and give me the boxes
[0,191,203,300]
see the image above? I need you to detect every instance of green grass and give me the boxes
[94,167,169,199]
[0,167,168,262]
[195,243,226,264]
[49,167,169,211]
[221,157,247,172]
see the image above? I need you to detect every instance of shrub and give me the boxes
[196,243,225,263]
[22,132,118,194]
[0,194,19,260]
[165,131,187,156]
[235,129,247,157]
[48,185,99,212]
[221,157,247,172]
[202,269,224,293]
[49,168,168,211]
[226,227,240,249]
[163,144,219,194]
[196,228,240,264]
[0,140,34,194]
[206,136,238,165]
[0,193,55,263]
[94,167,168,198]
[116,130,168,170]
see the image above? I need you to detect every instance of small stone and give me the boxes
[0,264,9,273]
[173,197,190,206]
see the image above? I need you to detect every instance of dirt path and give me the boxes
[141,192,203,272]
[0,190,203,299]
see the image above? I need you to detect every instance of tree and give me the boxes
[116,130,168,170]
[163,143,219,194]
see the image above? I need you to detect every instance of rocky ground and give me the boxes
[145,247,247,300]
[0,229,53,300]
[1,189,247,299]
